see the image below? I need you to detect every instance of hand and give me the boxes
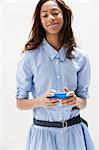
[60,87,76,106]
[37,90,59,108]
[60,87,86,109]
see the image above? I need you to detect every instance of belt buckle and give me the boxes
[62,121,68,128]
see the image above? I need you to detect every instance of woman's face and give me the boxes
[40,0,64,35]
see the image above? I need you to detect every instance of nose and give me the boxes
[48,14,55,21]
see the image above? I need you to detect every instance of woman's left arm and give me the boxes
[60,93,87,109]
[60,87,87,109]
[75,97,87,109]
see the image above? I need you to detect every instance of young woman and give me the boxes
[16,0,95,149]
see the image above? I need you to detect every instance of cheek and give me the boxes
[59,14,64,25]
[40,18,47,29]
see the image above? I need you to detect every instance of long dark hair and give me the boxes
[24,0,77,59]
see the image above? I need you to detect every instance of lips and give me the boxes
[47,23,58,27]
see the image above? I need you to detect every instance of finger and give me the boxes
[68,91,75,96]
[61,100,76,106]
[45,92,54,97]
[61,99,73,104]
[66,100,76,106]
[46,89,56,93]
[61,96,76,104]
[61,102,76,106]
[47,103,57,107]
[67,95,76,101]
[49,99,59,103]
[64,87,70,92]
[45,99,59,104]
[51,89,56,93]
[45,92,53,95]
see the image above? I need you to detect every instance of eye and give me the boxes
[52,12,59,16]
[42,14,47,18]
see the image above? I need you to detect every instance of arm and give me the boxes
[60,94,87,109]
[60,87,87,109]
[61,54,90,109]
[16,99,39,110]
[16,53,58,110]
[75,55,90,109]
[75,97,87,109]
[16,91,58,110]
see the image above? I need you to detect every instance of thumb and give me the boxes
[64,87,70,92]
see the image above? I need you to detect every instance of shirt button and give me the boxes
[56,61,58,64]
[59,117,62,120]
[57,75,60,79]
[60,131,63,134]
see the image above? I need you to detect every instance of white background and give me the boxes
[0,0,99,150]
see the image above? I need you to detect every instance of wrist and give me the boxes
[34,97,43,108]
[76,97,86,109]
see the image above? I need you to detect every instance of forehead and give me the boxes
[41,0,61,12]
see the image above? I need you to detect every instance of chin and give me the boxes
[47,29,61,34]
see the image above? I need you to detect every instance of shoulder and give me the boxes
[19,46,42,63]
[17,45,43,71]
[72,47,90,70]
[73,47,90,63]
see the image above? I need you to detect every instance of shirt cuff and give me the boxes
[75,91,89,99]
[16,89,29,99]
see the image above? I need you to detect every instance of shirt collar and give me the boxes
[42,38,68,62]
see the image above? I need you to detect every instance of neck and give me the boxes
[46,34,61,51]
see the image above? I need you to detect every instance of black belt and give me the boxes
[33,115,88,128]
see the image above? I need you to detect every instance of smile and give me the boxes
[48,23,59,28]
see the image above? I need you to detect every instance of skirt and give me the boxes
[25,122,95,150]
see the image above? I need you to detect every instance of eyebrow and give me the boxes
[41,8,59,13]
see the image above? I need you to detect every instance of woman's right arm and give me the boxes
[16,93,58,110]
[16,53,58,110]
[16,99,40,110]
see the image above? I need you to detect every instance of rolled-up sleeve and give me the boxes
[75,56,91,99]
[16,52,33,99]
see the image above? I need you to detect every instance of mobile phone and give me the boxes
[47,91,71,99]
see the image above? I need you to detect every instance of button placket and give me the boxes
[54,58,61,90]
